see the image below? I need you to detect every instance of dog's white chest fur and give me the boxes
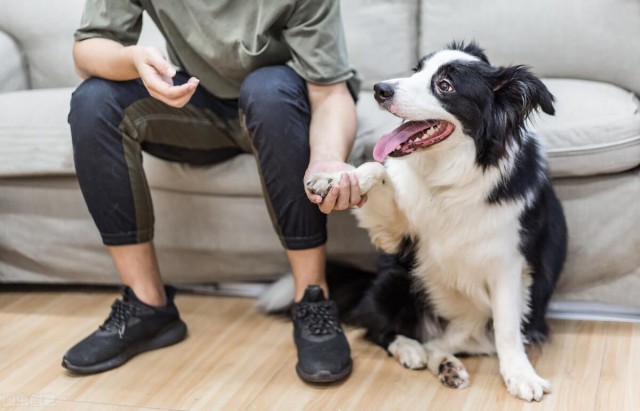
[385,152,526,316]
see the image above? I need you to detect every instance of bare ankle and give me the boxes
[130,284,167,307]
[294,282,328,302]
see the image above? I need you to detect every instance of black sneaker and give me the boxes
[292,285,352,383]
[62,285,187,374]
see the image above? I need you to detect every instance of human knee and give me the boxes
[69,78,123,148]
[238,66,310,153]
[70,77,122,115]
[238,66,307,114]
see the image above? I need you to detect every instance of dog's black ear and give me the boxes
[473,65,555,168]
[491,65,555,117]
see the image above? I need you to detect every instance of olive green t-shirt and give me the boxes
[74,0,358,99]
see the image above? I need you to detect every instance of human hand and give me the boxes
[131,46,199,108]
[304,160,366,214]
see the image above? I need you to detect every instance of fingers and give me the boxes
[146,49,175,79]
[335,173,351,210]
[136,47,199,108]
[317,173,365,214]
[306,191,324,205]
[348,172,361,205]
[141,70,199,107]
[319,184,339,214]
[152,77,199,99]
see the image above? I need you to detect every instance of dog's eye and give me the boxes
[437,80,454,93]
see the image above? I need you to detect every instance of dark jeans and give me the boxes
[69,66,326,250]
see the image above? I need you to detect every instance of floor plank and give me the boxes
[595,321,640,411]
[0,289,633,410]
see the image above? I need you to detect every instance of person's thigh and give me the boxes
[68,73,244,245]
[238,66,326,250]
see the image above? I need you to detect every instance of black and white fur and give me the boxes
[305,42,567,401]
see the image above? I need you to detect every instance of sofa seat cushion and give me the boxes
[0,88,75,177]
[538,79,640,178]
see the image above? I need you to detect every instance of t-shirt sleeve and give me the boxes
[282,0,355,86]
[74,0,144,46]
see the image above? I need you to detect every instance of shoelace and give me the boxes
[99,300,136,339]
[295,303,342,336]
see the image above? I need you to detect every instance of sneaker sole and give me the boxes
[295,360,353,383]
[62,320,187,374]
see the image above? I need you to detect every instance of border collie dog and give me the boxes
[306,42,567,402]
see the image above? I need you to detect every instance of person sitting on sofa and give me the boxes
[63,0,362,383]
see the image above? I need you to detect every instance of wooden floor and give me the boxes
[1,288,639,411]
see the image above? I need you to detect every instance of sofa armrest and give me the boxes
[0,30,29,93]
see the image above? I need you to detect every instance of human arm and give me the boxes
[304,81,363,214]
[72,38,199,108]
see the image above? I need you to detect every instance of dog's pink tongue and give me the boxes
[373,121,425,162]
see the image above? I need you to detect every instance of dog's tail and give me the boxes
[255,273,295,313]
[255,260,376,315]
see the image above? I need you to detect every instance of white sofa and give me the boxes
[1,0,639,315]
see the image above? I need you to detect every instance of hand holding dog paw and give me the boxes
[304,160,365,214]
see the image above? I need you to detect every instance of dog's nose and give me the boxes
[374,82,395,102]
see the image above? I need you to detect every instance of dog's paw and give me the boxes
[503,370,551,402]
[305,173,337,199]
[388,336,427,370]
[438,358,470,389]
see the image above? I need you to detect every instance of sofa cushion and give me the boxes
[0,0,84,89]
[0,0,167,90]
[342,0,419,90]
[419,0,640,96]
[0,30,28,93]
[538,79,640,178]
[0,88,75,177]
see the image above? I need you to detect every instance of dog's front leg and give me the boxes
[351,163,408,254]
[492,269,551,402]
